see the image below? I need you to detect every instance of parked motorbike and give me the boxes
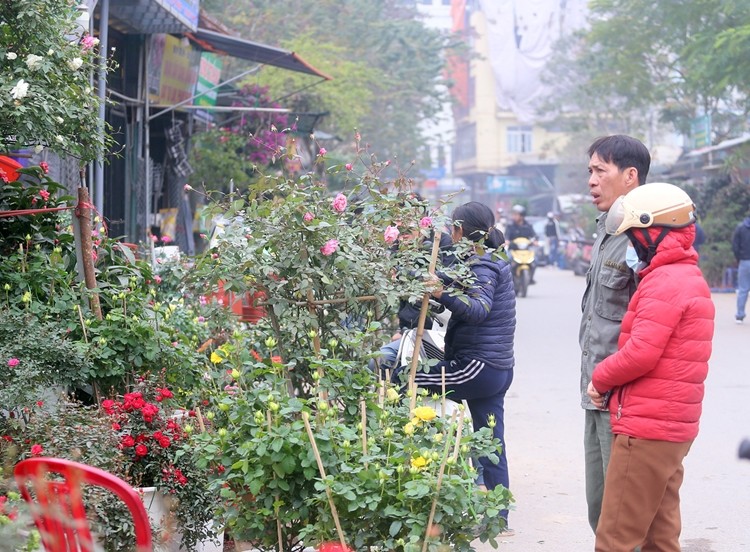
[508,237,535,298]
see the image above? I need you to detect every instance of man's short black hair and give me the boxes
[588,135,651,185]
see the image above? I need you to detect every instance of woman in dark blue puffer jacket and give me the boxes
[415,201,516,504]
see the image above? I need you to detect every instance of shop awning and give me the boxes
[189,28,332,80]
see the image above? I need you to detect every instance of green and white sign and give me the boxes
[194,53,222,107]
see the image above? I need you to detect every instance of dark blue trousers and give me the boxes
[408,358,513,497]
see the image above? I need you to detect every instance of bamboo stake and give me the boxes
[194,407,206,433]
[408,235,442,411]
[422,410,459,552]
[76,304,89,343]
[306,289,327,401]
[441,365,446,418]
[260,294,378,307]
[301,412,347,549]
[451,408,466,463]
[268,411,284,552]
[360,400,368,464]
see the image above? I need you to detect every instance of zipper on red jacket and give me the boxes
[616,387,624,420]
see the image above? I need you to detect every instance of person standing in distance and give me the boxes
[731,213,750,323]
[580,135,650,533]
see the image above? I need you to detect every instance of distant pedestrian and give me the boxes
[732,214,750,323]
[588,182,714,552]
[544,212,560,266]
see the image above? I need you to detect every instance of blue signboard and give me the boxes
[159,0,200,31]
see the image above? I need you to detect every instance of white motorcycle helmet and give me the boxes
[605,182,695,236]
[605,182,696,265]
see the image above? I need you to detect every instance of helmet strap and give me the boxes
[638,227,671,264]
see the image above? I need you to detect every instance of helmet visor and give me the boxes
[605,196,627,235]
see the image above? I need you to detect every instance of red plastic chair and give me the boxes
[14,457,152,552]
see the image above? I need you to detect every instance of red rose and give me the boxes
[30,444,43,456]
[121,435,135,448]
[134,444,148,457]
[158,437,171,448]
[111,423,121,431]
[160,388,174,399]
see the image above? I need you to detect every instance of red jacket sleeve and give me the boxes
[592,281,683,392]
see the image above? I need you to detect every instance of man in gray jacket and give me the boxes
[580,135,650,532]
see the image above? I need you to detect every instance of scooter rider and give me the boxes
[505,204,538,283]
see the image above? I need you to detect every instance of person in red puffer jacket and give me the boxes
[587,183,715,552]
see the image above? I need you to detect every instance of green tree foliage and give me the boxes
[540,0,750,142]
[202,0,454,166]
[0,0,113,162]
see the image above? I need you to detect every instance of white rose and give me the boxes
[67,57,83,70]
[48,49,54,55]
[55,116,64,123]
[33,145,44,154]
[6,52,17,60]
[84,86,91,94]
[10,79,29,100]
[25,54,43,70]
[55,135,64,144]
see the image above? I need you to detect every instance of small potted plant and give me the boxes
[100,375,221,551]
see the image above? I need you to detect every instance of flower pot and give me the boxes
[139,487,224,552]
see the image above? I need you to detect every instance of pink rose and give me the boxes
[345,163,353,171]
[161,235,172,244]
[81,35,98,51]
[303,212,314,222]
[320,239,339,256]
[318,147,327,156]
[331,193,348,213]
[419,216,433,228]
[383,225,400,244]
[7,358,20,368]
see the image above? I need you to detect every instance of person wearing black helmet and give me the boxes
[505,204,538,283]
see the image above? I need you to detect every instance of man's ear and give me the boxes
[626,167,639,189]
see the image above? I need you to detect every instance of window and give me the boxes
[507,126,533,153]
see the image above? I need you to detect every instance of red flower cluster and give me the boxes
[101,386,185,486]
[0,495,19,521]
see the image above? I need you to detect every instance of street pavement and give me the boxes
[475,265,750,551]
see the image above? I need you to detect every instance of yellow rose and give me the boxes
[403,422,415,436]
[410,455,430,470]
[210,351,223,364]
[413,406,437,422]
[386,388,400,403]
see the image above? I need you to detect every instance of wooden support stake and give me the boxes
[268,411,283,552]
[408,235,442,411]
[76,187,102,321]
[194,407,206,433]
[441,365,446,418]
[360,400,368,463]
[422,409,459,552]
[306,289,327,401]
[451,408,466,463]
[301,412,347,549]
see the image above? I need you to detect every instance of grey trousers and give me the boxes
[585,408,613,533]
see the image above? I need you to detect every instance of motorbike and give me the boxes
[508,237,536,298]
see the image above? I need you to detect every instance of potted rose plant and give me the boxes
[99,375,221,551]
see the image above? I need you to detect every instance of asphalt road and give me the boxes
[475,265,750,551]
